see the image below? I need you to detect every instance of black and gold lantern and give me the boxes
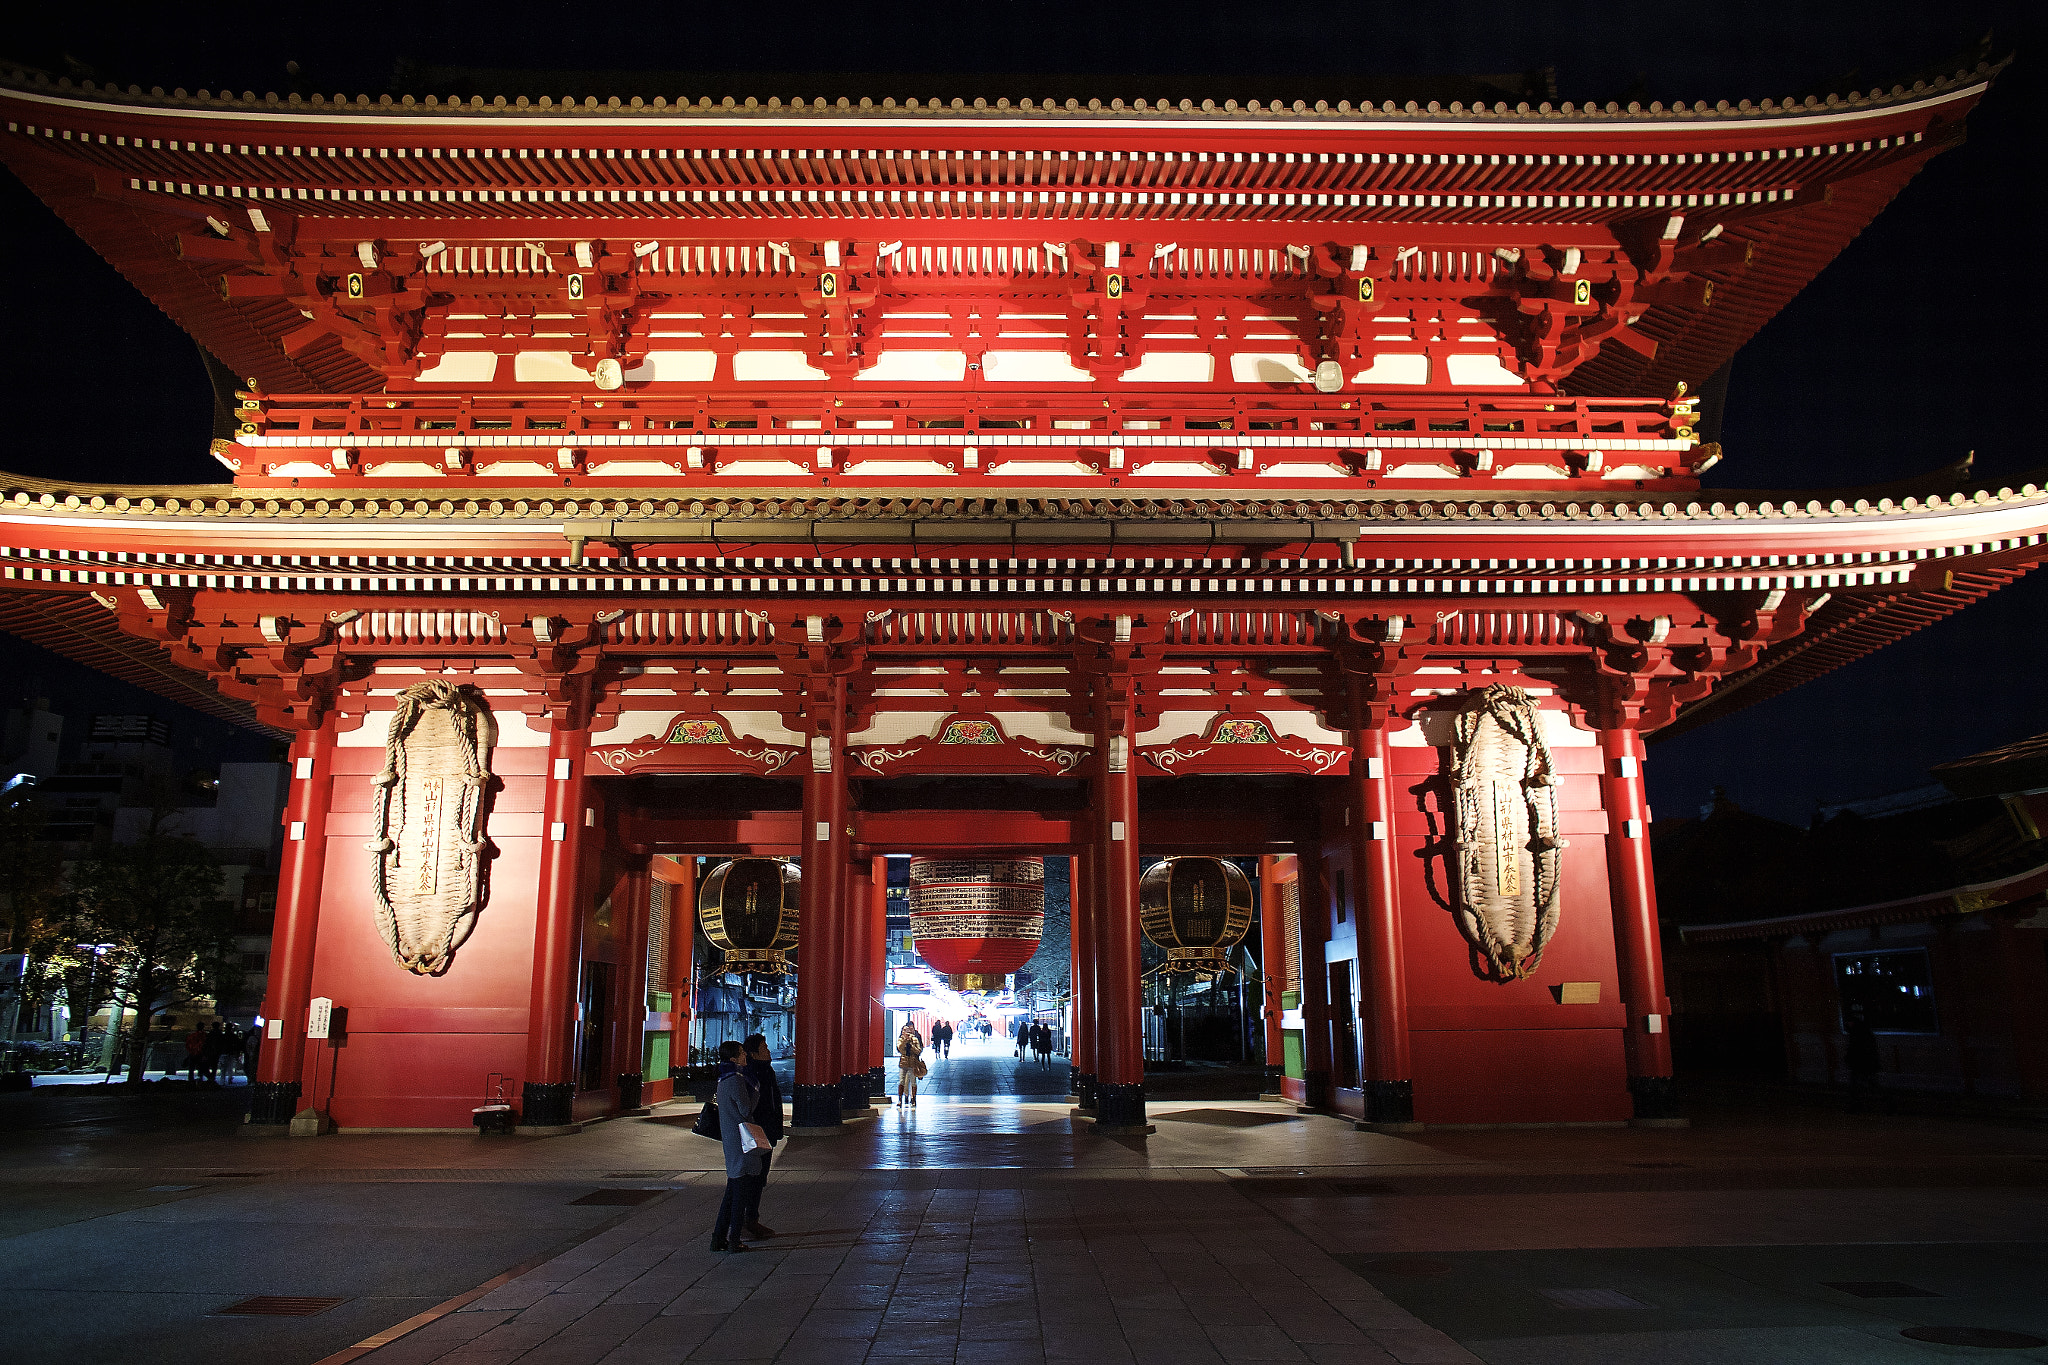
[1140,856,1254,974]
[699,857,801,974]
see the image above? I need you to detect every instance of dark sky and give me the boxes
[1,1,2040,816]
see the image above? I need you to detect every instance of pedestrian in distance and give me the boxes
[241,1024,262,1084]
[710,1040,766,1253]
[1032,1021,1052,1068]
[200,1021,226,1085]
[182,1022,205,1083]
[1014,1015,1029,1058]
[896,1021,926,1106]
[740,1033,781,1239]
[933,1018,952,1059]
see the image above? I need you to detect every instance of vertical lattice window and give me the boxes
[647,879,671,990]
[1281,881,1301,994]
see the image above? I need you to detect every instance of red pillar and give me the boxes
[1070,848,1097,1110]
[1256,854,1288,1097]
[792,685,849,1131]
[869,857,889,1096]
[251,715,335,1128]
[839,854,877,1111]
[1093,721,1148,1132]
[521,721,591,1131]
[1350,727,1415,1126]
[1598,725,1679,1120]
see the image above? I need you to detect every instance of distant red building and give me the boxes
[1677,734,2048,1102]
[0,59,2037,1135]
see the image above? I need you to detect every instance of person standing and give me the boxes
[933,1019,952,1059]
[182,1022,205,1083]
[1014,1015,1029,1058]
[710,1040,765,1253]
[896,1022,925,1106]
[740,1033,782,1239]
[1032,1021,1052,1068]
[199,1022,226,1085]
[241,1025,262,1085]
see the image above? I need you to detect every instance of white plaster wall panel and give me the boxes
[731,351,830,382]
[990,711,1089,744]
[415,352,498,383]
[1260,710,1348,745]
[590,710,682,744]
[1138,712,1214,746]
[846,713,946,746]
[513,351,594,383]
[857,351,968,382]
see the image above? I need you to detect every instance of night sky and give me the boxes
[1,1,2040,820]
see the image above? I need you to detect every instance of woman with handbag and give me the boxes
[709,1040,767,1252]
[895,1022,926,1107]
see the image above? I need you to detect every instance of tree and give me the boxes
[67,816,235,1083]
[0,790,69,1036]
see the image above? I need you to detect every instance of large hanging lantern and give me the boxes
[1140,856,1254,974]
[907,857,1045,983]
[699,857,800,974]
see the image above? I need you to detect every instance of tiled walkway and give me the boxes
[362,1166,1470,1365]
[5,1078,2046,1364]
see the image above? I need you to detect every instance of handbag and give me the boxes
[912,1056,929,1080]
[690,1098,720,1139]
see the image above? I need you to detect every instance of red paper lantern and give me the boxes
[908,857,1045,978]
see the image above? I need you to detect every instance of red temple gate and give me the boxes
[0,59,2037,1134]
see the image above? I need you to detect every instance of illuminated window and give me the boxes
[1833,947,1937,1035]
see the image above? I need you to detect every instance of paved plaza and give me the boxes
[2,1039,2044,1365]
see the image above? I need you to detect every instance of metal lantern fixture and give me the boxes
[907,857,1045,985]
[699,857,801,974]
[1140,856,1254,974]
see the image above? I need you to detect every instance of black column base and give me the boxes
[616,1072,644,1111]
[1093,1081,1149,1132]
[1364,1079,1415,1125]
[521,1080,575,1128]
[1072,1070,1098,1111]
[791,1082,842,1130]
[839,1072,871,1110]
[248,1081,301,1125]
[1628,1075,1682,1120]
[867,1065,886,1098]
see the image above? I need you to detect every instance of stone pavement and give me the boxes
[2,1075,2045,1364]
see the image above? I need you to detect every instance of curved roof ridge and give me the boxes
[0,58,2006,127]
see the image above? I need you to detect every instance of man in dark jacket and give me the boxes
[711,1040,764,1253]
[741,1033,782,1238]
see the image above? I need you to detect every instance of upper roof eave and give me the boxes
[0,59,2002,138]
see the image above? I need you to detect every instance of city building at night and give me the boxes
[0,59,2038,1138]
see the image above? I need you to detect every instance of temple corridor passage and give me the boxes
[890,1033,1072,1103]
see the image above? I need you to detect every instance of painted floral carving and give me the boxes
[667,717,732,744]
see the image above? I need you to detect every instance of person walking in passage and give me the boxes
[199,1021,226,1085]
[1014,1015,1030,1058]
[932,1019,953,1059]
[740,1033,782,1239]
[896,1021,926,1106]
[1031,1021,1053,1068]
[710,1040,766,1253]
[182,1022,206,1082]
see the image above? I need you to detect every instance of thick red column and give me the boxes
[1093,721,1149,1132]
[869,857,889,1096]
[521,722,591,1131]
[839,855,877,1112]
[250,715,335,1129]
[1350,728,1416,1126]
[792,689,849,1132]
[1256,855,1289,1099]
[1069,848,1097,1110]
[1598,726,1680,1121]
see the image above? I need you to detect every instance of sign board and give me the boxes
[307,996,333,1039]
